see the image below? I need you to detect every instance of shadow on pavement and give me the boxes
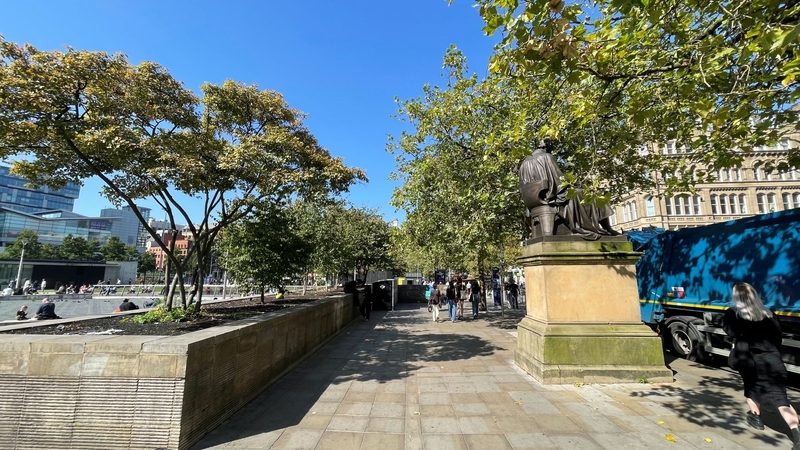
[192,303,502,449]
[628,355,799,447]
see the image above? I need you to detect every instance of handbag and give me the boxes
[728,339,755,371]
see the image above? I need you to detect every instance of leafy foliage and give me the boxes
[216,205,312,302]
[129,304,197,324]
[0,230,43,259]
[471,0,799,189]
[137,251,156,276]
[0,38,366,309]
[101,236,136,261]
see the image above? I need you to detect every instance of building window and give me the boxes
[719,195,728,214]
[734,169,741,181]
[623,204,630,222]
[693,195,702,215]
[631,202,638,220]
[766,170,773,181]
[739,194,748,214]
[755,168,762,181]
[783,193,793,210]
[718,169,726,182]
[665,197,673,215]
[794,193,800,209]
[645,196,656,217]
[768,193,778,212]
[667,142,675,154]
[778,138,790,150]
[681,196,691,215]
[710,195,718,214]
[729,194,737,214]
[757,193,766,214]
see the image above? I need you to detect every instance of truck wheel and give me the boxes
[668,320,696,359]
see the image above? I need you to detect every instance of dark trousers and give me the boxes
[359,300,371,320]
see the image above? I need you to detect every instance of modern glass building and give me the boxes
[0,208,115,247]
[0,166,81,213]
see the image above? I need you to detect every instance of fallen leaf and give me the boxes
[665,434,677,442]
[516,402,523,405]
[657,420,665,425]
[414,412,420,415]
[574,382,585,387]
[704,438,712,443]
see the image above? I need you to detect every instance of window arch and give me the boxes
[768,193,777,212]
[645,197,656,217]
[757,193,766,213]
[739,194,748,214]
[719,194,728,214]
[729,194,737,214]
[693,195,702,215]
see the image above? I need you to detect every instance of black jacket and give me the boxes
[723,307,782,352]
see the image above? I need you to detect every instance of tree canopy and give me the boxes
[0,38,366,308]
[216,205,312,302]
[472,0,799,185]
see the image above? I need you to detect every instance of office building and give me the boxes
[0,166,81,213]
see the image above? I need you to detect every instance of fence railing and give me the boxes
[83,283,329,298]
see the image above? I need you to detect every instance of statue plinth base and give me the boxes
[514,237,672,384]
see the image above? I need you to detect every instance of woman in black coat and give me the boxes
[724,282,800,449]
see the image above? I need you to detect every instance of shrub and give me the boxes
[131,304,198,324]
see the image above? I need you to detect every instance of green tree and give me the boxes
[137,251,156,281]
[217,206,312,303]
[0,38,366,310]
[59,235,102,260]
[0,230,43,259]
[102,236,134,261]
[471,0,800,192]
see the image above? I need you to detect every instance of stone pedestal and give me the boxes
[514,236,672,384]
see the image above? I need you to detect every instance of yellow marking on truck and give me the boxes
[640,299,800,316]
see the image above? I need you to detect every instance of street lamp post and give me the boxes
[15,240,27,290]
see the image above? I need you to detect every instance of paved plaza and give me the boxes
[192,303,798,450]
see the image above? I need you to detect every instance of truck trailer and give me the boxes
[637,208,800,372]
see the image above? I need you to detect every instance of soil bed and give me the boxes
[0,293,336,336]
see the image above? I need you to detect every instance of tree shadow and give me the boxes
[625,356,800,448]
[638,210,800,336]
[191,305,502,449]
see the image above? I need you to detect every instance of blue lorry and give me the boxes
[637,208,800,372]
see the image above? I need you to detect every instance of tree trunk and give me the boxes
[167,274,180,308]
[302,273,307,296]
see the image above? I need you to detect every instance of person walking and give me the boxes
[446,281,458,323]
[724,282,800,449]
[470,279,481,319]
[41,278,47,294]
[507,279,519,309]
[456,277,465,320]
[429,287,440,322]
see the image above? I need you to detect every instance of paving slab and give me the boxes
[191,304,800,450]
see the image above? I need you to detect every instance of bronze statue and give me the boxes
[520,140,620,240]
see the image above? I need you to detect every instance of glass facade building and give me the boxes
[0,166,81,213]
[0,208,115,247]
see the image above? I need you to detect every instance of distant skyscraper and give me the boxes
[0,166,81,213]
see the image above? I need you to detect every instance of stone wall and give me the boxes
[0,294,356,450]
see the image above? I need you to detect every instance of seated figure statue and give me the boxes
[519,140,620,241]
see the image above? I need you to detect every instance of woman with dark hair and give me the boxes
[446,281,458,323]
[724,282,800,449]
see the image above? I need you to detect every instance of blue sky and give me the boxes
[0,0,496,223]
